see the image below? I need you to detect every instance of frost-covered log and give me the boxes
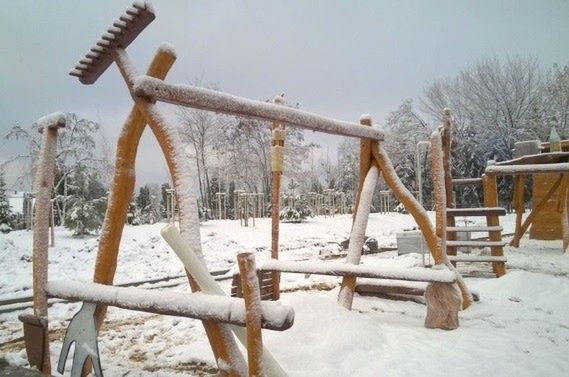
[133,76,385,140]
[46,280,293,331]
[338,164,379,309]
[237,253,264,376]
[93,44,176,325]
[259,259,457,283]
[30,112,66,375]
[486,163,569,175]
[161,225,289,377]
[113,47,248,376]
[424,281,462,330]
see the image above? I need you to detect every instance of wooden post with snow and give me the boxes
[270,95,285,301]
[442,109,458,260]
[237,253,264,376]
[338,115,377,309]
[30,112,66,374]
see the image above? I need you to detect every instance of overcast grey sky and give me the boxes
[1,0,568,189]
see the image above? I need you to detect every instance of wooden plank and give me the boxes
[446,240,507,247]
[448,255,507,263]
[452,178,482,185]
[486,162,569,175]
[447,207,506,217]
[446,226,503,232]
[494,151,569,166]
[529,174,564,240]
[259,260,457,283]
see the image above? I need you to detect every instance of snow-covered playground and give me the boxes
[1,213,568,376]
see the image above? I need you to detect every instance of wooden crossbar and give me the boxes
[486,163,569,175]
[46,280,294,331]
[258,260,457,283]
[133,76,385,141]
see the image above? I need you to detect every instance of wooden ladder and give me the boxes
[446,206,507,277]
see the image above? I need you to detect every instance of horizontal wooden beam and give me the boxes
[133,76,384,140]
[447,207,506,217]
[452,178,482,185]
[46,280,294,331]
[258,260,457,283]
[486,163,569,175]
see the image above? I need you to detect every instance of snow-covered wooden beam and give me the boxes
[46,280,294,331]
[37,112,66,132]
[259,260,457,283]
[133,76,385,141]
[485,163,569,175]
[452,177,482,185]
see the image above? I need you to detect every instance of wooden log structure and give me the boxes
[237,253,264,376]
[25,113,66,374]
[46,280,293,331]
[259,259,457,283]
[133,77,385,141]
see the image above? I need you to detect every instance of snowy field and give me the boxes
[1,213,568,376]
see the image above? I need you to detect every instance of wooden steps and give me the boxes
[446,225,503,232]
[447,207,506,217]
[447,255,507,263]
[446,240,507,248]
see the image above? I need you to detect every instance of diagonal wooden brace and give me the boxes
[110,46,248,376]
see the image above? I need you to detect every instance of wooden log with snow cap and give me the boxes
[110,47,249,375]
[46,280,294,331]
[258,260,457,283]
[237,253,265,376]
[161,224,289,377]
[21,112,67,375]
[92,43,176,331]
[132,76,385,141]
[338,161,379,309]
[270,95,285,301]
[485,163,569,175]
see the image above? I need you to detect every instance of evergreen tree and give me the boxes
[0,171,13,232]
[64,164,107,236]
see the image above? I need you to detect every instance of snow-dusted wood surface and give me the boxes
[46,280,294,331]
[337,164,379,309]
[133,76,384,140]
[486,163,569,175]
[259,260,457,283]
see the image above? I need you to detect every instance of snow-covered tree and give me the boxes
[4,113,111,224]
[0,171,13,233]
[63,164,107,236]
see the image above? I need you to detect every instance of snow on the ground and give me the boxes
[1,213,568,376]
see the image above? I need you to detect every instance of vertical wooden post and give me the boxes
[49,199,55,247]
[482,174,507,277]
[442,109,457,260]
[237,252,264,377]
[353,115,373,218]
[32,120,63,374]
[270,95,285,300]
[511,175,525,248]
[338,115,377,309]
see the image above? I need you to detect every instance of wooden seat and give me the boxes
[447,255,507,263]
